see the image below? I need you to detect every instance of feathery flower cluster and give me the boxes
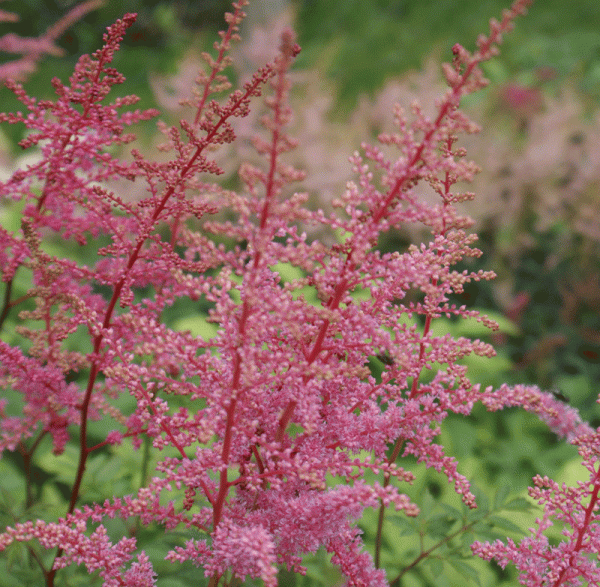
[473,427,600,587]
[0,1,598,586]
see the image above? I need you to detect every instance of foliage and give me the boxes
[0,1,599,586]
[294,0,600,111]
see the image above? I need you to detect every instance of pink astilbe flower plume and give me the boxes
[473,396,600,587]
[3,1,598,586]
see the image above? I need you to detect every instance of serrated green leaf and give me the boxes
[440,502,462,521]
[473,527,511,542]
[0,460,24,493]
[38,445,131,503]
[172,314,219,340]
[0,551,43,587]
[421,489,437,516]
[469,483,489,514]
[447,558,481,586]
[488,515,525,534]
[466,508,488,523]
[427,514,457,538]
[300,548,341,586]
[503,497,534,511]
[493,485,511,510]
[389,515,418,536]
[36,444,79,484]
[461,530,476,549]
[425,557,444,577]
[6,541,29,570]
[271,261,304,283]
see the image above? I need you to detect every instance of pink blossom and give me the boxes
[473,432,600,587]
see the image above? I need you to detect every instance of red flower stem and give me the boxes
[552,467,600,587]
[210,38,291,537]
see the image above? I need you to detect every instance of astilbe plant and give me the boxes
[0,0,599,586]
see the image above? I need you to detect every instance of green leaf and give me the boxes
[271,261,304,283]
[440,502,462,521]
[37,445,131,503]
[172,314,219,340]
[503,497,534,511]
[461,530,476,549]
[0,550,43,587]
[388,515,418,537]
[473,526,511,542]
[0,198,26,234]
[421,489,437,516]
[488,515,525,534]
[469,483,489,514]
[36,444,79,484]
[466,508,488,523]
[447,558,481,586]
[5,541,29,571]
[0,460,24,494]
[427,514,457,539]
[426,557,444,577]
[428,310,520,339]
[493,484,511,510]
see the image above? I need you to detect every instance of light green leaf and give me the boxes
[461,530,476,549]
[427,514,457,539]
[440,502,462,521]
[447,557,481,586]
[172,315,219,340]
[488,515,525,534]
[389,515,418,536]
[426,557,444,577]
[493,484,511,510]
[271,261,304,283]
[503,497,534,511]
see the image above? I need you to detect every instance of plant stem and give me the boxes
[389,518,481,587]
